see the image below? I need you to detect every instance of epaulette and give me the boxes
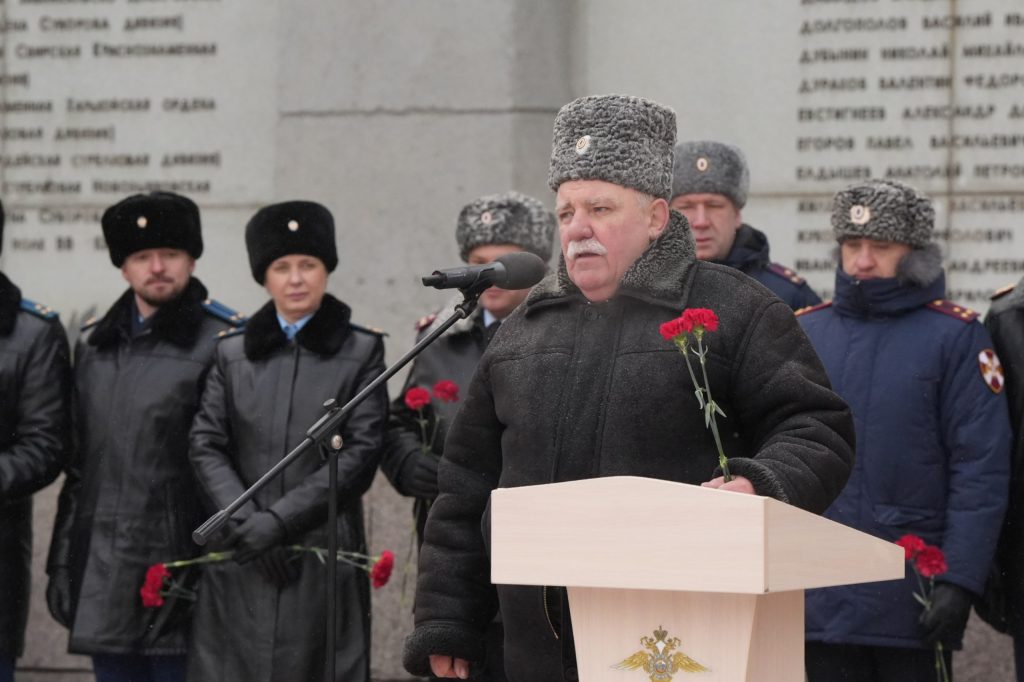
[202,298,246,327]
[991,282,1016,301]
[766,263,807,287]
[795,301,832,317]
[20,298,58,320]
[350,322,388,337]
[414,313,437,332]
[926,299,979,323]
[215,327,245,340]
[80,316,99,331]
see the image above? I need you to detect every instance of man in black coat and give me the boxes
[403,95,854,681]
[382,191,555,682]
[45,192,244,682]
[0,201,71,682]
[670,140,820,310]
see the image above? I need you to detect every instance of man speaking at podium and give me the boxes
[403,94,855,681]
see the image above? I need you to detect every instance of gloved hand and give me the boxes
[46,566,73,628]
[405,451,440,499]
[232,510,287,564]
[920,582,973,646]
[255,546,302,587]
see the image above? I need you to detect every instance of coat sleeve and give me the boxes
[267,336,389,538]
[380,370,425,497]
[724,298,855,514]
[188,346,258,520]
[46,336,85,573]
[403,362,500,676]
[937,321,1011,595]
[0,319,70,502]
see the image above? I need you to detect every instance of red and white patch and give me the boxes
[979,349,1004,394]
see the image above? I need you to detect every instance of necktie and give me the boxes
[283,324,299,340]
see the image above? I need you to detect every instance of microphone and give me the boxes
[422,251,547,291]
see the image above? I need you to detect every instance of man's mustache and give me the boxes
[567,239,607,260]
[145,276,174,285]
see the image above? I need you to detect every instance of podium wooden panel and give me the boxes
[490,476,903,681]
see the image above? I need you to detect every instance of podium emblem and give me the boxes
[612,626,708,679]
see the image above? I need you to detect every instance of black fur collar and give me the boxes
[0,272,22,337]
[243,294,352,361]
[527,209,697,310]
[88,277,209,349]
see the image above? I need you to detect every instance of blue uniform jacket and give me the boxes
[800,269,1011,649]
[718,224,821,310]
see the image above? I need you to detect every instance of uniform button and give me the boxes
[584,309,597,320]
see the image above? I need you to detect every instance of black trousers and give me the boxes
[806,641,953,682]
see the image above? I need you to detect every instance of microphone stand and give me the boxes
[192,285,486,682]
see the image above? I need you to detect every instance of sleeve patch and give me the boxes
[979,349,1005,394]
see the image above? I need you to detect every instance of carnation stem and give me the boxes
[697,336,732,482]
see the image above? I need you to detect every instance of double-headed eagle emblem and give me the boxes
[612,626,708,680]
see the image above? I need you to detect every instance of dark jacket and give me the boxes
[717,224,821,310]
[187,294,387,682]
[0,273,70,658]
[381,300,489,542]
[47,278,243,655]
[801,269,1011,649]
[404,212,854,682]
[980,278,1024,633]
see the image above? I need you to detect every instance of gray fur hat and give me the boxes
[548,94,676,199]
[672,141,750,208]
[831,179,934,248]
[456,191,556,262]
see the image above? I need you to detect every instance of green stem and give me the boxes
[696,336,731,482]
[164,552,233,568]
[417,410,431,455]
[936,642,949,682]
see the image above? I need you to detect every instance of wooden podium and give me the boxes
[490,476,903,682]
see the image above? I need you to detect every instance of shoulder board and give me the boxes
[80,315,99,331]
[795,300,833,317]
[990,282,1016,301]
[926,299,979,323]
[202,298,246,327]
[766,262,807,286]
[414,313,437,332]
[20,298,58,320]
[215,327,245,341]
[350,322,388,337]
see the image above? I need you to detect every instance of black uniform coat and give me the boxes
[0,273,70,658]
[187,295,387,682]
[717,224,821,311]
[404,212,855,681]
[981,279,1024,633]
[47,278,241,655]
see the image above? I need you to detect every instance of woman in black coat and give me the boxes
[187,201,387,682]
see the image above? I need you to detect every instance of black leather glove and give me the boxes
[232,510,287,564]
[46,566,73,628]
[406,451,439,499]
[920,582,973,646]
[255,546,302,587]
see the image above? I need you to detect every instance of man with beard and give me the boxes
[403,94,855,681]
[0,198,71,682]
[46,192,244,682]
[670,141,820,310]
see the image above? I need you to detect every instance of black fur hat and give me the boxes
[101,192,203,266]
[245,200,337,283]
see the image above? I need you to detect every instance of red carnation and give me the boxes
[140,563,170,608]
[659,317,689,341]
[895,534,926,561]
[915,545,947,578]
[371,550,395,589]
[404,387,431,411]
[681,308,719,333]
[432,380,459,403]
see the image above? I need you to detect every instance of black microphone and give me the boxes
[422,251,547,290]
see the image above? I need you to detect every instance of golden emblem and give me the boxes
[287,219,300,231]
[575,134,592,155]
[695,157,709,172]
[136,216,148,228]
[849,204,871,225]
[613,626,708,680]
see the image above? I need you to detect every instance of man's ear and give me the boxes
[648,198,670,240]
